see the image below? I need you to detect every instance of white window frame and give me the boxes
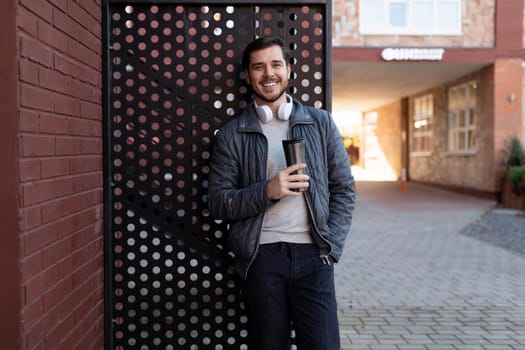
[411,94,433,155]
[359,0,462,35]
[448,81,478,154]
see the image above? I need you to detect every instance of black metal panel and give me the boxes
[103,1,331,348]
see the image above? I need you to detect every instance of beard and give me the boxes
[251,80,289,104]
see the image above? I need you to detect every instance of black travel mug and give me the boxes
[282,138,306,191]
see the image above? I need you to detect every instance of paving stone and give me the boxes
[335,181,525,349]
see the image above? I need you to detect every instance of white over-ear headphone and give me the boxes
[254,94,293,123]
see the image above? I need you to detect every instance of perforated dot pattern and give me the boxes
[106,2,330,348]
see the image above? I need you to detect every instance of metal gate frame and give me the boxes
[102,1,332,348]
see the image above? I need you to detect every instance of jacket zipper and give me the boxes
[304,189,333,264]
[291,122,333,265]
[244,217,264,279]
[243,131,268,279]
[227,197,233,219]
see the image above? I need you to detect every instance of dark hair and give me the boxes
[241,36,290,70]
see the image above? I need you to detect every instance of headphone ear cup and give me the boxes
[255,104,273,123]
[277,100,292,120]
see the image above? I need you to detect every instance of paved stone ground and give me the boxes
[335,181,525,350]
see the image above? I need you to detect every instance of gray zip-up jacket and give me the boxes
[207,99,356,278]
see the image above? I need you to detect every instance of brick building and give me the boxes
[0,1,104,349]
[331,0,525,197]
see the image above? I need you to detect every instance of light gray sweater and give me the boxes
[259,117,313,245]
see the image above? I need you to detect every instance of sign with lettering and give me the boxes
[381,48,445,61]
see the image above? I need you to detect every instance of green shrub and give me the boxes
[508,166,525,193]
[502,135,525,169]
[502,136,525,194]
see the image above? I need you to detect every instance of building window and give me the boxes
[360,0,461,35]
[411,94,433,154]
[448,81,478,153]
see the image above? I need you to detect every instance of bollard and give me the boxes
[401,168,407,193]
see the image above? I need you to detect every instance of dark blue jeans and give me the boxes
[242,242,340,350]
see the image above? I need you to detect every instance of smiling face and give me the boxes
[245,44,291,111]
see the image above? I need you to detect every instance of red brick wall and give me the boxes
[16,0,104,348]
[523,0,525,48]
[493,59,524,187]
[495,0,523,52]
[0,1,22,349]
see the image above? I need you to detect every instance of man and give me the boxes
[207,36,355,349]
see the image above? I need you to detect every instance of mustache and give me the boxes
[250,80,289,104]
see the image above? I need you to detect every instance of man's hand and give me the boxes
[266,163,309,200]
